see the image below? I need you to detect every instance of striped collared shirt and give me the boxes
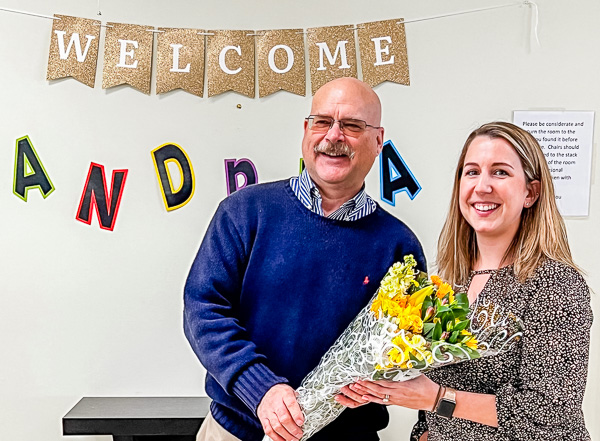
[289,169,377,221]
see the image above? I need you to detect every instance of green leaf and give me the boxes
[449,331,459,344]
[423,322,435,338]
[433,321,442,340]
[465,347,481,359]
[437,305,451,314]
[453,319,470,332]
[421,297,433,318]
[455,292,469,308]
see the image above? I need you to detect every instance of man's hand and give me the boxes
[334,385,370,408]
[257,384,304,441]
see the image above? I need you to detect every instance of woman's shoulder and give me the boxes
[528,258,591,307]
[532,258,586,285]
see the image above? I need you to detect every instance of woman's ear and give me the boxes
[525,180,541,207]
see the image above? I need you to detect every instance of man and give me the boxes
[184,78,426,441]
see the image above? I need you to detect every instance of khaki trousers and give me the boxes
[197,412,243,441]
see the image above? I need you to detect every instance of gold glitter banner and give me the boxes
[358,19,409,87]
[206,30,255,98]
[47,15,101,88]
[256,29,305,98]
[156,28,205,96]
[102,22,154,94]
[307,25,357,95]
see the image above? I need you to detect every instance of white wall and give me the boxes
[0,1,598,440]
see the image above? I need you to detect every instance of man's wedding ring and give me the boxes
[383,394,390,403]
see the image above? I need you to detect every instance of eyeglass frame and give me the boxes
[305,115,381,134]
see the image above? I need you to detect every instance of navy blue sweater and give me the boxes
[184,180,426,441]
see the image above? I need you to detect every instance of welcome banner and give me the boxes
[46,14,410,97]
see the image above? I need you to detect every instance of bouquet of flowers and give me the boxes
[265,255,523,441]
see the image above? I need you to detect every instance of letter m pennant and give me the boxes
[76,163,128,231]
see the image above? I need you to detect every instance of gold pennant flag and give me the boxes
[47,15,101,88]
[358,19,409,87]
[156,28,205,96]
[307,25,357,95]
[256,29,305,98]
[102,22,154,94]
[206,30,255,98]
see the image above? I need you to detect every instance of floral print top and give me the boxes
[411,259,592,441]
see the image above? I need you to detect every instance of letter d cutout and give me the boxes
[151,143,195,211]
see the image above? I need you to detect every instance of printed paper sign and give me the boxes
[513,110,595,217]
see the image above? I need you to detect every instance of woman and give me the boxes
[340,122,592,440]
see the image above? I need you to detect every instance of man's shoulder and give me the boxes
[369,204,415,231]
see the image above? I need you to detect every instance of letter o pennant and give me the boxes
[152,143,195,211]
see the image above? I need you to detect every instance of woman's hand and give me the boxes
[334,385,370,408]
[348,375,440,411]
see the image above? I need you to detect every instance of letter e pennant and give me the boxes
[357,19,409,87]
[102,22,154,94]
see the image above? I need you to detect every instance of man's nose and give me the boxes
[326,120,345,142]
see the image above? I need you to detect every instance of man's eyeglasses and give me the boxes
[305,115,380,134]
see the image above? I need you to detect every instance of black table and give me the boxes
[63,397,210,441]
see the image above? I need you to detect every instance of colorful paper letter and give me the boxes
[151,143,195,211]
[76,163,128,231]
[224,158,258,195]
[379,140,421,205]
[13,136,55,201]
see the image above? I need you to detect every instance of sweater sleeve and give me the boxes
[494,265,592,440]
[183,201,287,414]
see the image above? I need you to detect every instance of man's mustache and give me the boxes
[313,141,355,160]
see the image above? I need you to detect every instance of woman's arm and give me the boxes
[350,375,498,427]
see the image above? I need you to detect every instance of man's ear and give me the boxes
[376,127,385,155]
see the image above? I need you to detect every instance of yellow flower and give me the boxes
[371,291,409,319]
[430,275,442,287]
[436,282,454,299]
[408,285,434,308]
[387,333,432,369]
[394,304,423,333]
[460,329,479,350]
[465,338,479,350]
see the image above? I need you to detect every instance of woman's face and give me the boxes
[459,136,535,244]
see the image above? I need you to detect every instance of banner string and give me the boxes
[0,7,59,20]
[0,0,539,44]
[398,1,526,25]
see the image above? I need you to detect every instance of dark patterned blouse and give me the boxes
[411,259,592,441]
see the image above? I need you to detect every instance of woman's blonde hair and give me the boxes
[437,121,579,285]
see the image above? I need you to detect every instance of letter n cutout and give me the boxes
[224,158,258,195]
[13,136,55,201]
[76,163,128,231]
[151,143,195,211]
[379,140,421,206]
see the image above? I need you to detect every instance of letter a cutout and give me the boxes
[224,158,258,195]
[379,140,421,206]
[76,163,128,231]
[151,143,195,211]
[13,136,55,201]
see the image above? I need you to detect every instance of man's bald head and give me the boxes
[311,78,382,127]
[302,77,385,198]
